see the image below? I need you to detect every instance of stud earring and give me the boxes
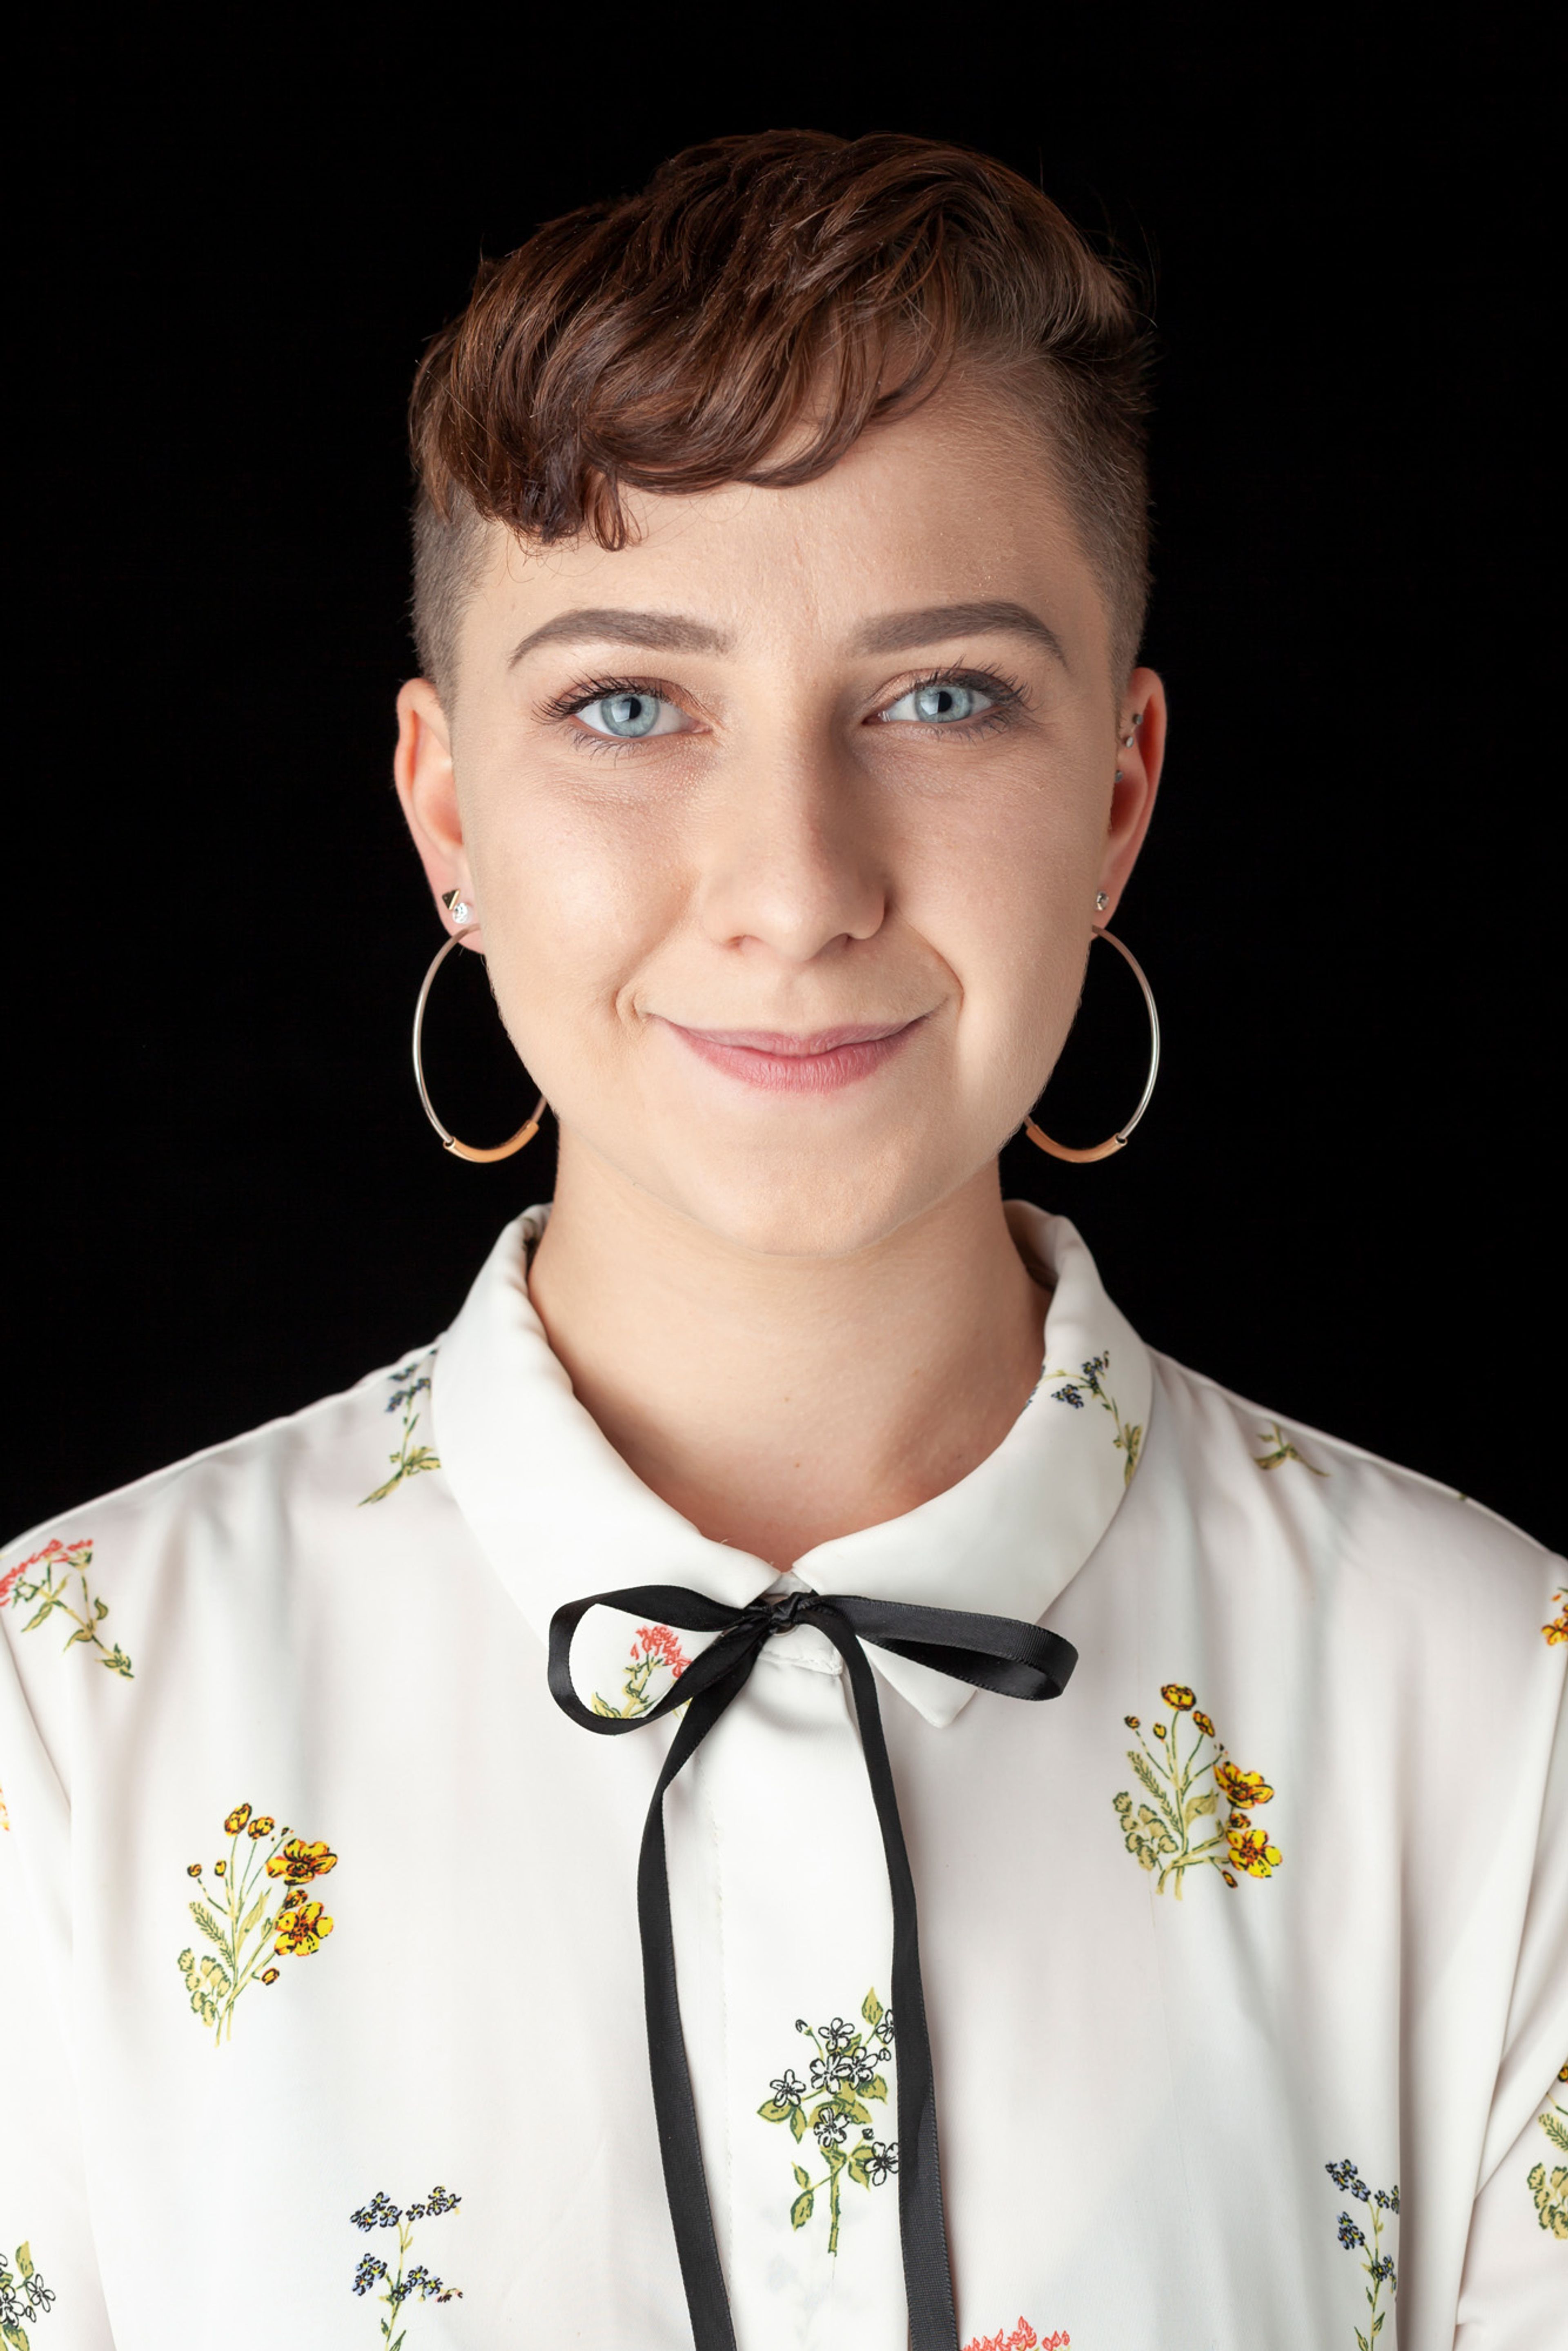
[441,887,473,925]
[1096,890,1109,911]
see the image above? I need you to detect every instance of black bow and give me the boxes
[548,1582,1077,2351]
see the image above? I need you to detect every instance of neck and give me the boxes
[526,1140,1050,1569]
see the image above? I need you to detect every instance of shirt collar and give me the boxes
[433,1200,1149,1729]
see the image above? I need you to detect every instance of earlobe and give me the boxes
[394,678,475,928]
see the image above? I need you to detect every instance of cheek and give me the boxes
[906,792,1101,1088]
[462,784,682,1078]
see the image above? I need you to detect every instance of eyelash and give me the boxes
[888,667,1026,734]
[541,673,673,723]
[537,664,1028,744]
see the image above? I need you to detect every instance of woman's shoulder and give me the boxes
[1146,1344,1562,1609]
[0,1340,452,1623]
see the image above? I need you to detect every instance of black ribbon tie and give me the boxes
[547,1583,1078,2351]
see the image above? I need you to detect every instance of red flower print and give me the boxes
[1,1537,79,1608]
[963,2322,1067,2351]
[0,1536,131,1677]
[592,1621,692,1718]
[635,1624,690,1677]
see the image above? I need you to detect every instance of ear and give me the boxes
[1094,665,1166,922]
[394,678,483,946]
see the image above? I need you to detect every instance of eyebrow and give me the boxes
[506,595,1067,672]
[508,608,733,666]
[851,600,1068,666]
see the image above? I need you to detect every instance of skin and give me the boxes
[395,385,1165,1567]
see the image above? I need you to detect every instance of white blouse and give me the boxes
[2,1203,1563,2351]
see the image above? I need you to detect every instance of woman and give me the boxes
[2,131,1561,2351]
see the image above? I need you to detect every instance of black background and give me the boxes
[12,11,1560,1546]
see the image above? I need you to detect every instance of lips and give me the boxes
[659,1015,926,1094]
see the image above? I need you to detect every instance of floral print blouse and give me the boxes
[1,1203,1562,2350]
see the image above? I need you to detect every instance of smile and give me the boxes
[659,1016,927,1094]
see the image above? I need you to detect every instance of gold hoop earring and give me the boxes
[411,929,546,1163]
[1024,925,1160,1163]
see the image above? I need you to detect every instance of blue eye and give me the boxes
[577,690,684,739]
[882,681,996,725]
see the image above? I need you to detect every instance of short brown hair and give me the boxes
[410,130,1152,696]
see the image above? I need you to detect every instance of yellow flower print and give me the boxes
[1214,1762,1275,1810]
[1528,2066,1568,2235]
[1227,1824,1283,1878]
[1113,1683,1283,1898]
[1542,1591,1568,1646]
[178,1804,341,2043]
[274,1899,334,1957]
[266,1837,339,1886]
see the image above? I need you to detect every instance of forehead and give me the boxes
[459,386,1112,685]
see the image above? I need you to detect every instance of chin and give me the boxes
[649,1139,970,1261]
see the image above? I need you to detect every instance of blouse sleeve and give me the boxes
[1453,1654,1568,2347]
[0,1593,117,2344]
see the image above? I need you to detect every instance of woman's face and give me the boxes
[396,387,1164,1257]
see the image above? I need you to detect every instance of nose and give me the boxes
[694,747,887,966]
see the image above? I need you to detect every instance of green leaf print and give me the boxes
[349,2186,463,2340]
[0,2236,56,2344]
[1114,1686,1281,1896]
[1254,1421,1328,1475]
[178,1803,339,2043]
[0,1537,132,1680]
[590,1622,691,1717]
[1325,2159,1398,2342]
[759,1994,899,2257]
[360,1359,441,1506]
[1528,2067,1568,2235]
[1043,1350,1143,1482]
